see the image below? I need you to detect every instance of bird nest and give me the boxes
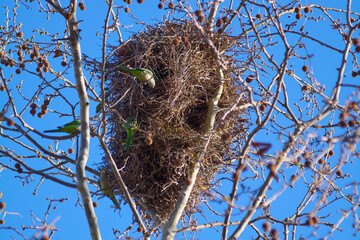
[100,21,248,222]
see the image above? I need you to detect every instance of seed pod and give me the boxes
[145,136,153,145]
[221,133,231,142]
[216,19,223,27]
[65,12,72,21]
[348,119,356,127]
[246,75,255,83]
[259,103,267,112]
[197,15,205,23]
[262,222,271,231]
[16,32,24,38]
[30,109,36,116]
[181,35,188,42]
[172,38,180,47]
[44,60,50,68]
[7,119,15,126]
[301,85,309,91]
[306,216,314,226]
[271,229,279,238]
[312,216,319,224]
[79,2,86,10]
[54,49,62,58]
[290,174,297,183]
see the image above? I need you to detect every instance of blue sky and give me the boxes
[1,0,360,239]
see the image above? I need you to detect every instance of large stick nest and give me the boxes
[100,21,248,221]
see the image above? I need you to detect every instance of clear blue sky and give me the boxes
[1,0,360,239]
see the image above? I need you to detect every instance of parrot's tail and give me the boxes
[44,129,60,133]
[125,137,133,150]
[111,196,120,208]
[117,66,130,73]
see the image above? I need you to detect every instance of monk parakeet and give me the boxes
[44,120,81,134]
[96,103,102,113]
[98,169,119,208]
[95,87,110,113]
[121,119,137,150]
[117,66,156,88]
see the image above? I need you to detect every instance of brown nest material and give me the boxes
[100,21,248,221]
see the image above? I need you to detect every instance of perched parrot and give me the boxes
[98,169,119,208]
[95,87,110,113]
[121,119,137,150]
[117,66,156,88]
[44,120,81,134]
[95,103,102,113]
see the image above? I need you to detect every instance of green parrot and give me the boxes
[96,87,110,113]
[44,120,81,134]
[96,103,102,113]
[121,119,137,150]
[98,169,119,208]
[117,66,156,88]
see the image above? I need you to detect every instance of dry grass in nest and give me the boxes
[100,21,248,222]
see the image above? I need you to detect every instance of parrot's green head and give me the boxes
[121,118,137,130]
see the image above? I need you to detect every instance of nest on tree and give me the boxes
[100,21,248,222]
